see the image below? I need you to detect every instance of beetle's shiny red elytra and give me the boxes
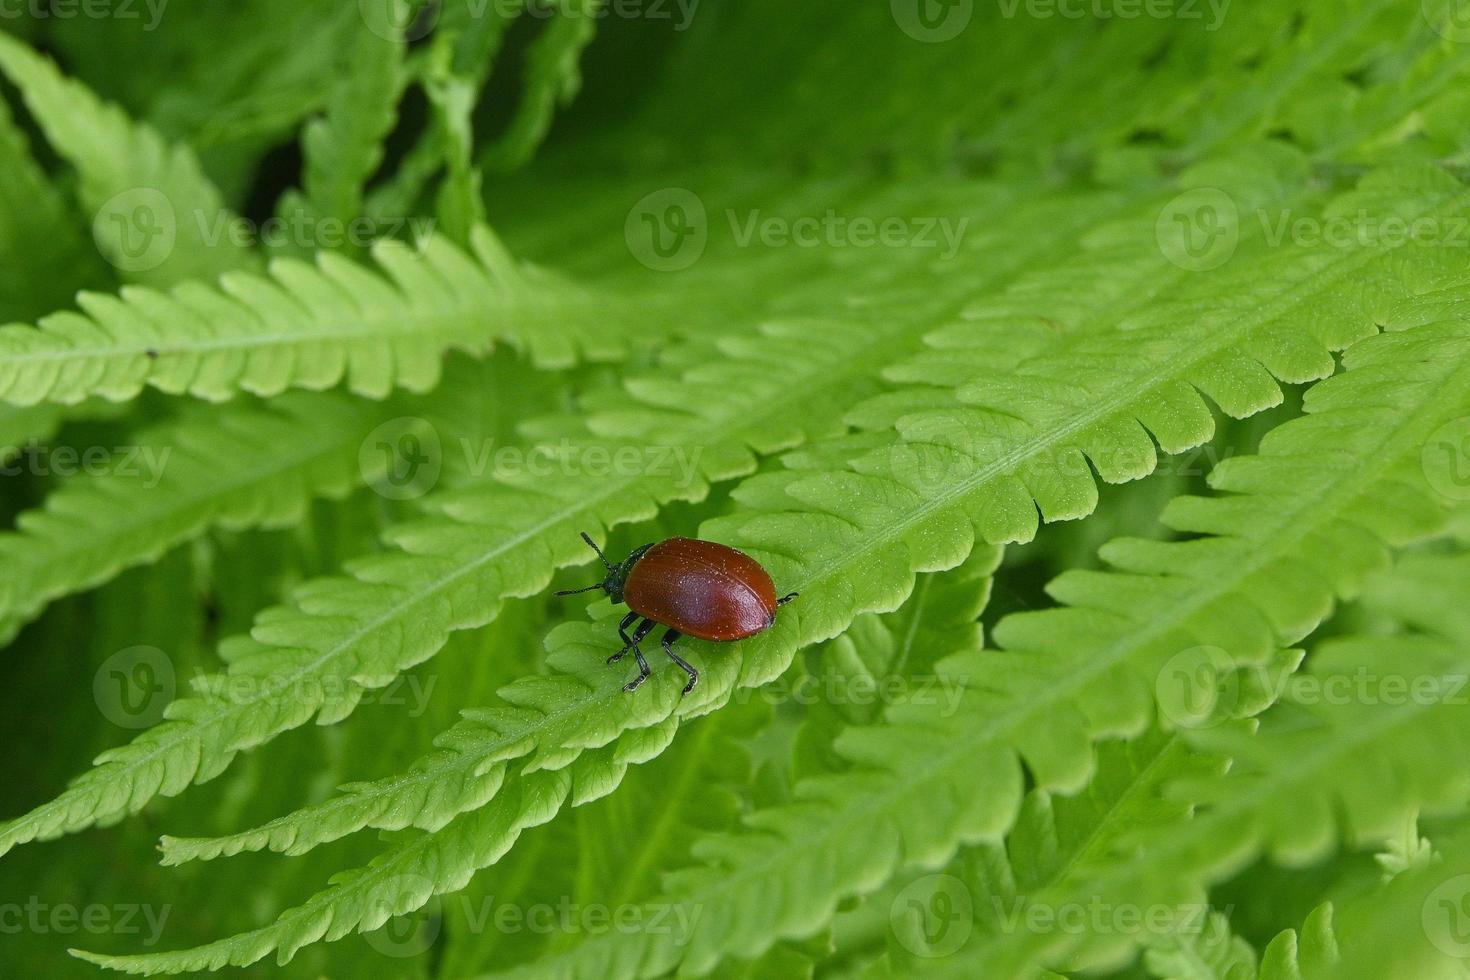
[624,537,778,641]
[554,532,797,694]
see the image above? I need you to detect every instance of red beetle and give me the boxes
[556,532,798,693]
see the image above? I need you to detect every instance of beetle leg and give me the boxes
[660,629,698,694]
[622,619,657,692]
[607,610,642,664]
[777,592,799,606]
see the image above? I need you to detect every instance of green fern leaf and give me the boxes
[272,7,407,257]
[401,314,1470,980]
[134,164,1200,866]
[0,226,618,405]
[481,0,600,173]
[62,161,1470,972]
[1255,905,1340,980]
[1144,911,1258,980]
[1317,819,1470,980]
[0,93,106,318]
[0,310,925,860]
[0,31,256,285]
[0,393,403,644]
[934,551,1470,977]
[425,31,487,244]
[157,548,995,867]
[0,164,1134,860]
[1145,904,1338,980]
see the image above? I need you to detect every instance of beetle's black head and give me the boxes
[553,532,651,606]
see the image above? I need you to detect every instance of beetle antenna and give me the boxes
[555,583,606,597]
[579,531,615,571]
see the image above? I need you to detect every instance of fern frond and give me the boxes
[1179,555,1470,853]
[62,162,1470,971]
[0,32,255,285]
[158,549,996,867]
[1144,910,1258,980]
[0,166,1151,862]
[0,309,933,860]
[617,0,1454,175]
[1255,905,1339,980]
[789,546,997,780]
[973,730,1234,974]
[930,553,1470,977]
[363,0,522,224]
[0,393,399,644]
[425,31,487,244]
[1374,811,1434,881]
[1320,820,1470,980]
[136,167,1191,869]
[1144,903,1339,980]
[0,226,619,405]
[439,698,767,975]
[0,93,106,318]
[273,8,407,257]
[398,314,1470,980]
[482,0,601,173]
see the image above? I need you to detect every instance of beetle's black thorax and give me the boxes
[603,543,653,604]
